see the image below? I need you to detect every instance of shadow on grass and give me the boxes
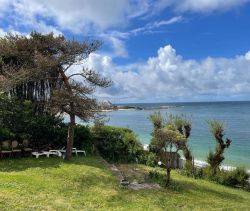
[0,156,107,172]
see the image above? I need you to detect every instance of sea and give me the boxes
[102,102,250,169]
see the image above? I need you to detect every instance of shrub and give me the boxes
[217,168,249,187]
[181,166,204,179]
[201,166,250,188]
[0,93,70,150]
[147,169,167,187]
[92,125,143,163]
[74,125,93,154]
[146,152,158,167]
[28,114,67,150]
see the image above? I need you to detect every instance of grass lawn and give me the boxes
[0,156,250,210]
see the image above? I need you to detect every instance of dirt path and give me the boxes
[98,155,160,190]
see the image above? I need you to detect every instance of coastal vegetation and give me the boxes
[92,125,144,163]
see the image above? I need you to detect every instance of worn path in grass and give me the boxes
[0,156,250,210]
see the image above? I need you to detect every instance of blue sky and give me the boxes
[1,0,250,103]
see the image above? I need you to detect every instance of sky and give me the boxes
[0,0,250,103]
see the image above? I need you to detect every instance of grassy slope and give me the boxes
[0,156,249,211]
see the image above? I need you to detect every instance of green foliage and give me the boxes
[147,169,167,187]
[0,93,67,149]
[149,112,191,186]
[149,111,164,131]
[149,112,192,163]
[217,168,249,187]
[93,125,143,163]
[74,125,93,153]
[184,166,250,189]
[181,166,204,179]
[28,114,67,149]
[146,152,158,167]
[207,120,232,169]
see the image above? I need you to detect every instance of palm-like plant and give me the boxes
[207,120,232,171]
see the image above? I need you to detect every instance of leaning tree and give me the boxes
[0,32,111,160]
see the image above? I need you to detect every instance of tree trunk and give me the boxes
[65,113,75,160]
[165,153,172,187]
[166,168,171,187]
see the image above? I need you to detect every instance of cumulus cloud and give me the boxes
[83,45,250,102]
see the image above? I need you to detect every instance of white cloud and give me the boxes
[0,0,141,34]
[245,51,250,61]
[153,0,250,13]
[1,0,247,36]
[107,37,128,58]
[1,0,248,59]
[176,0,250,13]
[84,45,250,102]
[99,16,183,58]
[127,16,183,37]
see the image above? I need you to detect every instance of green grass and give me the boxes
[0,156,250,210]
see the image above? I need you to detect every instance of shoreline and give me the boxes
[193,159,250,173]
[143,144,250,173]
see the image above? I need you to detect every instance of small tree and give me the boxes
[207,120,232,171]
[150,112,187,186]
[150,113,193,168]
[0,32,111,160]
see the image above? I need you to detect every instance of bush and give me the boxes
[181,166,204,179]
[147,169,167,186]
[28,114,67,150]
[92,125,143,163]
[0,94,68,149]
[217,168,249,187]
[201,166,249,188]
[74,125,93,154]
[146,152,158,167]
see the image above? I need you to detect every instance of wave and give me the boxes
[192,159,250,173]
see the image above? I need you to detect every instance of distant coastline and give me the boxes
[100,101,183,112]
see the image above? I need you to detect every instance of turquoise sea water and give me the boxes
[104,102,250,169]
